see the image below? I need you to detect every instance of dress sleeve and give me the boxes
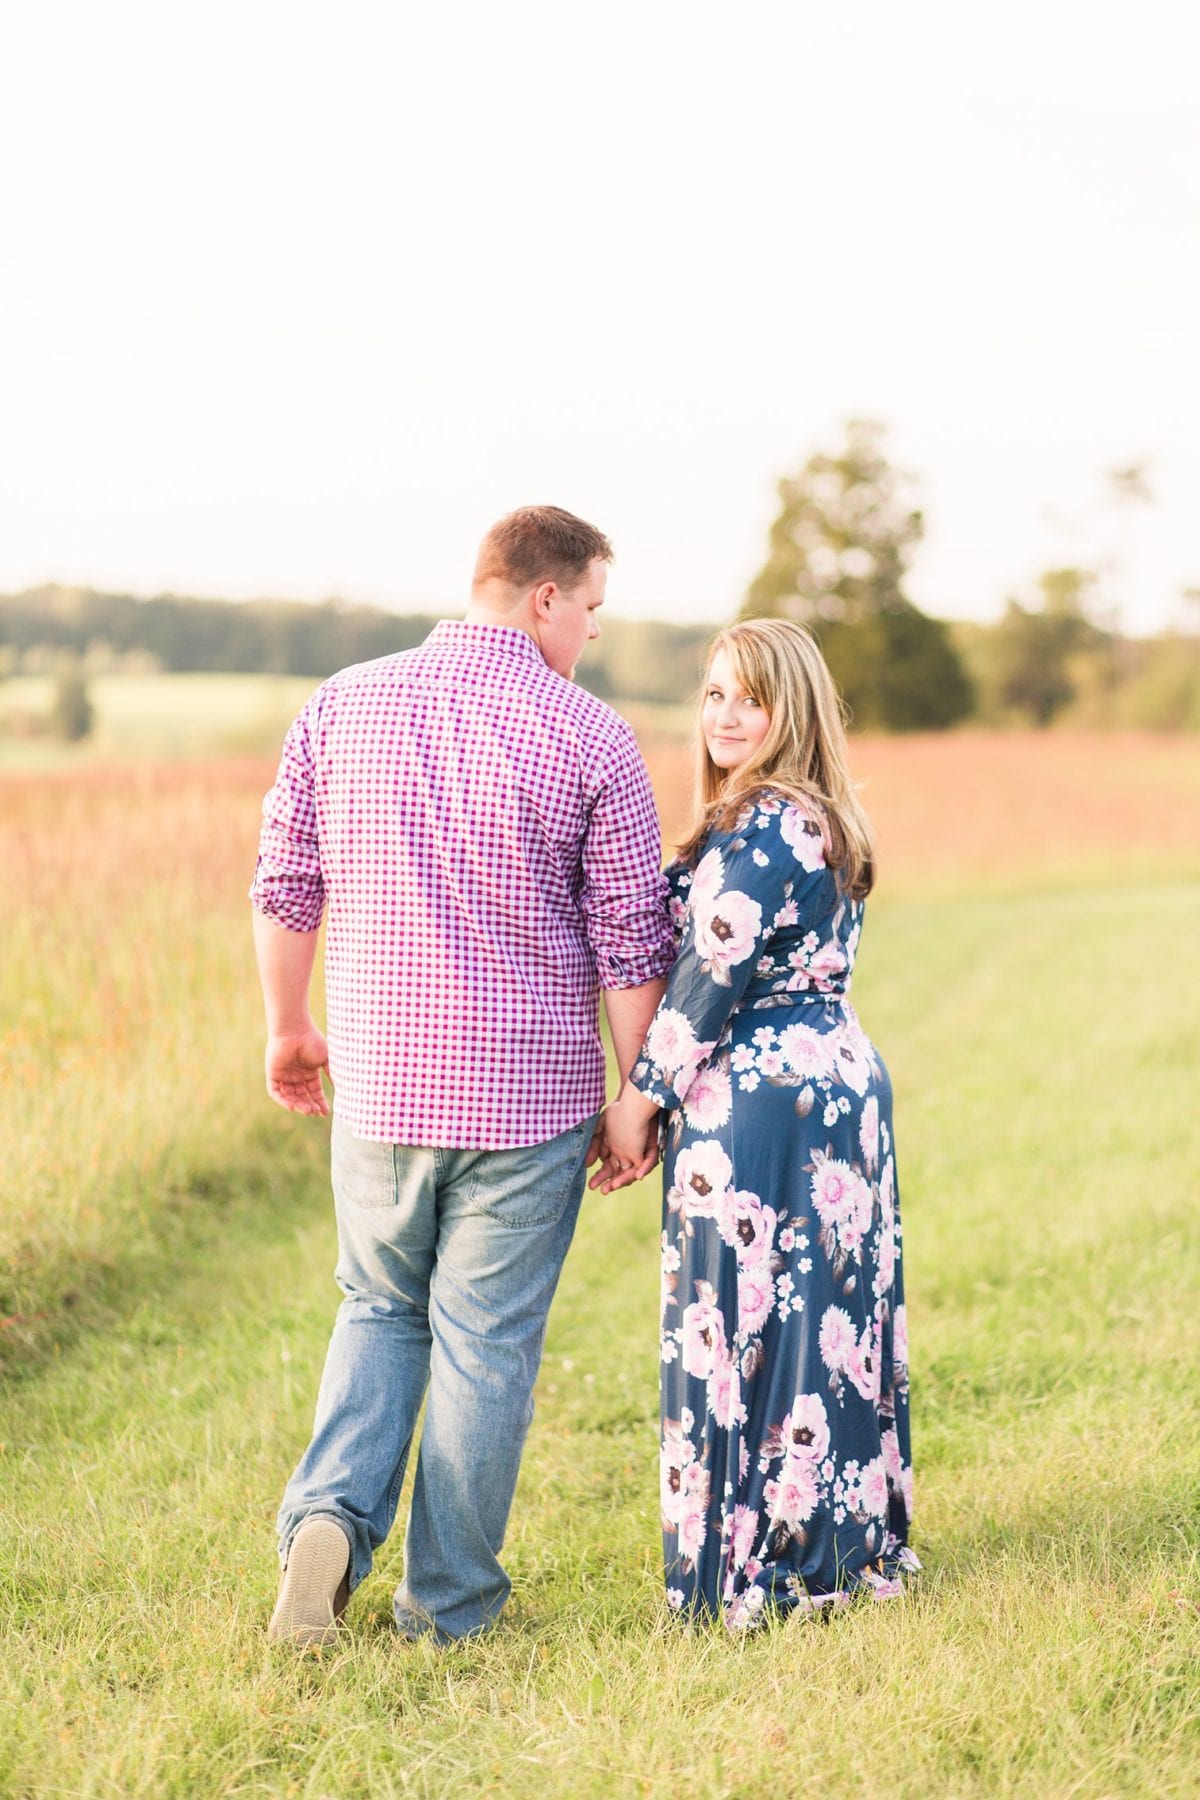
[248,695,327,932]
[629,798,827,1110]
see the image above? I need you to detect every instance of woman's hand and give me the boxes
[589,1086,661,1193]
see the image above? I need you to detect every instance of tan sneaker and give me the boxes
[269,1516,351,1648]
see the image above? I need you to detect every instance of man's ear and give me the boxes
[531,581,558,619]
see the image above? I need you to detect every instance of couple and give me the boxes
[250,505,915,1648]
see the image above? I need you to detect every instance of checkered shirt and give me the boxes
[250,620,674,1147]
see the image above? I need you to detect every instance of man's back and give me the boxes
[252,620,671,1147]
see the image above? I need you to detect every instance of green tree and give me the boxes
[51,668,94,741]
[989,568,1108,726]
[742,420,973,730]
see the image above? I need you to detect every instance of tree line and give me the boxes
[3,421,1197,735]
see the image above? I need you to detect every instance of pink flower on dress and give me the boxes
[737,1262,775,1336]
[645,1006,699,1077]
[681,1297,726,1379]
[893,1304,909,1375]
[778,1021,836,1080]
[833,1024,875,1097]
[730,1504,759,1570]
[779,804,827,872]
[879,1155,895,1225]
[860,1456,889,1518]
[819,1304,856,1372]
[690,847,725,908]
[671,1140,732,1219]
[881,1425,904,1487]
[719,1190,776,1263]
[677,1502,708,1564]
[859,1096,880,1174]
[681,1061,732,1132]
[707,1344,747,1430]
[766,1462,818,1527]
[872,1218,896,1298]
[846,1323,881,1403]
[694,888,763,975]
[680,1458,709,1498]
[781,1392,831,1463]
[840,1210,867,1260]
[660,1434,696,1523]
[810,1157,868,1229]
[807,938,846,984]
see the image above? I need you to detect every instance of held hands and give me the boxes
[588,1086,661,1194]
[264,1027,331,1116]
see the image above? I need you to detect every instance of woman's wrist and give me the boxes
[614,1080,659,1121]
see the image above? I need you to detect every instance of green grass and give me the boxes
[0,673,317,763]
[4,852,1200,1795]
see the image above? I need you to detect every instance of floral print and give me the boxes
[632,792,917,1629]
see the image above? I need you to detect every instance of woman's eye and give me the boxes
[743,695,761,708]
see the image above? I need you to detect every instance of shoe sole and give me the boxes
[269,1518,350,1648]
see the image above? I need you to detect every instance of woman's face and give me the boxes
[702,646,772,772]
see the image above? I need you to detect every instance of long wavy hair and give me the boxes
[678,619,876,898]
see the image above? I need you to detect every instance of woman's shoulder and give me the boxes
[713,786,830,874]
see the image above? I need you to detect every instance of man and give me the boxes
[250,505,671,1647]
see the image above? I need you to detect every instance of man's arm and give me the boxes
[251,911,330,1116]
[578,723,676,1186]
[594,976,665,1187]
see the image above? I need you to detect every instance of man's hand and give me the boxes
[265,1029,331,1116]
[586,1114,608,1167]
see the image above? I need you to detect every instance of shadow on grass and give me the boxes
[0,1125,329,1383]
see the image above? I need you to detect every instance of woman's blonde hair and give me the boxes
[679,618,876,898]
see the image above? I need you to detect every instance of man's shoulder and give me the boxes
[533,668,632,739]
[322,645,427,689]
[301,643,435,716]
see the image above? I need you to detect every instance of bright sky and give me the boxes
[2,0,1196,632]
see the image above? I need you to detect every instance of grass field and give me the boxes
[0,673,318,765]
[3,731,1199,1797]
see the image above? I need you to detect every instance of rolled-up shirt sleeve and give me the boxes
[580,723,676,989]
[248,699,326,932]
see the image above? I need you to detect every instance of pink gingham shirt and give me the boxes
[250,621,674,1148]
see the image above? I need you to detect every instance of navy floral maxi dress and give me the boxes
[629,790,917,1630]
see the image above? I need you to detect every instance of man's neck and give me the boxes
[461,601,536,638]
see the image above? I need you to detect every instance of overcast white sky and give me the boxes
[1,0,1196,631]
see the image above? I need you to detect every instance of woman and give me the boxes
[599,619,917,1629]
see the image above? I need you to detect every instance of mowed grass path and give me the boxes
[3,739,1200,1797]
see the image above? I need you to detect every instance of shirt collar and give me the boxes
[429,619,546,665]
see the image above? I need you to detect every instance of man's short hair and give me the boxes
[473,506,613,593]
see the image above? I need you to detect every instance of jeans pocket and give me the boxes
[467,1116,595,1231]
[331,1119,398,1209]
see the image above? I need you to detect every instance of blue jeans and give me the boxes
[277,1112,596,1641]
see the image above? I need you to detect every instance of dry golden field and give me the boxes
[4,725,1196,1332]
[641,726,1200,890]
